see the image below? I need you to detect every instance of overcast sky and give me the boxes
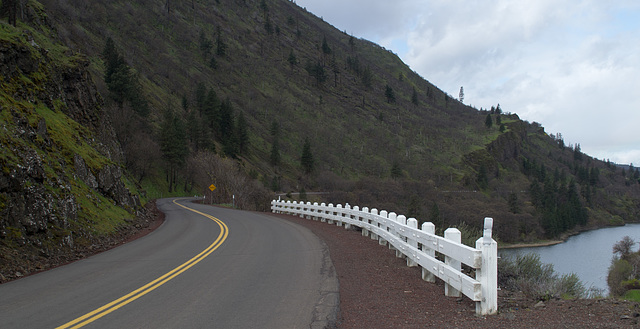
[295,0,640,166]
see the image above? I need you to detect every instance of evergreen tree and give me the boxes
[477,164,488,190]
[270,120,280,167]
[411,87,419,105]
[270,139,280,167]
[508,193,520,214]
[300,137,314,174]
[390,161,402,179]
[305,61,326,86]
[485,113,493,128]
[459,86,464,103]
[235,112,249,155]
[1,0,17,26]
[573,143,582,161]
[199,31,212,57]
[195,83,207,112]
[385,85,396,103]
[287,49,297,68]
[264,14,274,34]
[203,89,219,128]
[216,27,227,57]
[160,111,189,192]
[217,99,236,156]
[321,35,332,55]
[429,202,441,228]
[361,66,372,89]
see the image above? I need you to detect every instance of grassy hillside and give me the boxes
[17,0,640,243]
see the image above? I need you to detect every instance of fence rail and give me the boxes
[271,200,497,315]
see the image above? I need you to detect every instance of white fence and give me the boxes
[271,200,497,315]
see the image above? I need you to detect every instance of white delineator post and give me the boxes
[444,228,462,297]
[475,217,498,315]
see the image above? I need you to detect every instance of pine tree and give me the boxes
[160,112,188,192]
[508,193,520,214]
[235,112,249,155]
[321,35,332,55]
[0,0,17,26]
[459,86,464,103]
[287,49,297,68]
[385,85,396,103]
[411,87,419,105]
[270,120,280,167]
[300,138,314,174]
[477,164,488,190]
[485,113,493,128]
[391,161,402,179]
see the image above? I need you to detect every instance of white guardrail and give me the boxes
[271,200,498,315]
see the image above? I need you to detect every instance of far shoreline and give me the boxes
[498,221,639,250]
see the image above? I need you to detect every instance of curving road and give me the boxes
[0,198,338,328]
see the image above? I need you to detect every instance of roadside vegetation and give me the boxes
[608,236,640,301]
[499,253,601,300]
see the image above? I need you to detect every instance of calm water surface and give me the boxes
[500,223,640,294]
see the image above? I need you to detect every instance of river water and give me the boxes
[500,223,640,294]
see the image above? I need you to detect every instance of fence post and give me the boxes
[379,210,388,246]
[286,201,292,215]
[361,207,369,237]
[475,217,498,315]
[387,212,397,251]
[444,228,462,297]
[352,206,360,229]
[370,209,379,240]
[319,203,326,222]
[312,202,318,220]
[421,222,436,283]
[336,204,344,227]
[407,218,418,267]
[344,204,352,229]
[396,215,407,258]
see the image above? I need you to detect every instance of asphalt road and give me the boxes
[0,198,338,328]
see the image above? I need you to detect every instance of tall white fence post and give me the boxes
[475,217,497,315]
[406,218,418,267]
[336,204,343,227]
[421,222,436,282]
[444,228,462,298]
[396,215,407,258]
[344,204,352,229]
[370,208,379,241]
[361,207,370,237]
[379,210,388,246]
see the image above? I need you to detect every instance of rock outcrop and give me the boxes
[0,10,142,281]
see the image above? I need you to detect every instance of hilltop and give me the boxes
[1,0,639,274]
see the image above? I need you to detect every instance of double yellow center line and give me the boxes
[57,199,229,329]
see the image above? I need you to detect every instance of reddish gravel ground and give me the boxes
[273,213,640,329]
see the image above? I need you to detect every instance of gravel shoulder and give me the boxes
[274,213,640,328]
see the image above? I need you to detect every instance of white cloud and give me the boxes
[295,0,640,166]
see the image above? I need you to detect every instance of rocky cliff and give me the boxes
[0,10,143,282]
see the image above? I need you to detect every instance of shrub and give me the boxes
[499,253,586,300]
[607,258,632,296]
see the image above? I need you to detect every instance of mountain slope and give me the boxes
[0,2,146,281]
[9,0,640,244]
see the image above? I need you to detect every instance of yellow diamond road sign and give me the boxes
[209,184,216,191]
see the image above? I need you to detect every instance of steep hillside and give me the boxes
[0,2,146,281]
[9,0,640,244]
